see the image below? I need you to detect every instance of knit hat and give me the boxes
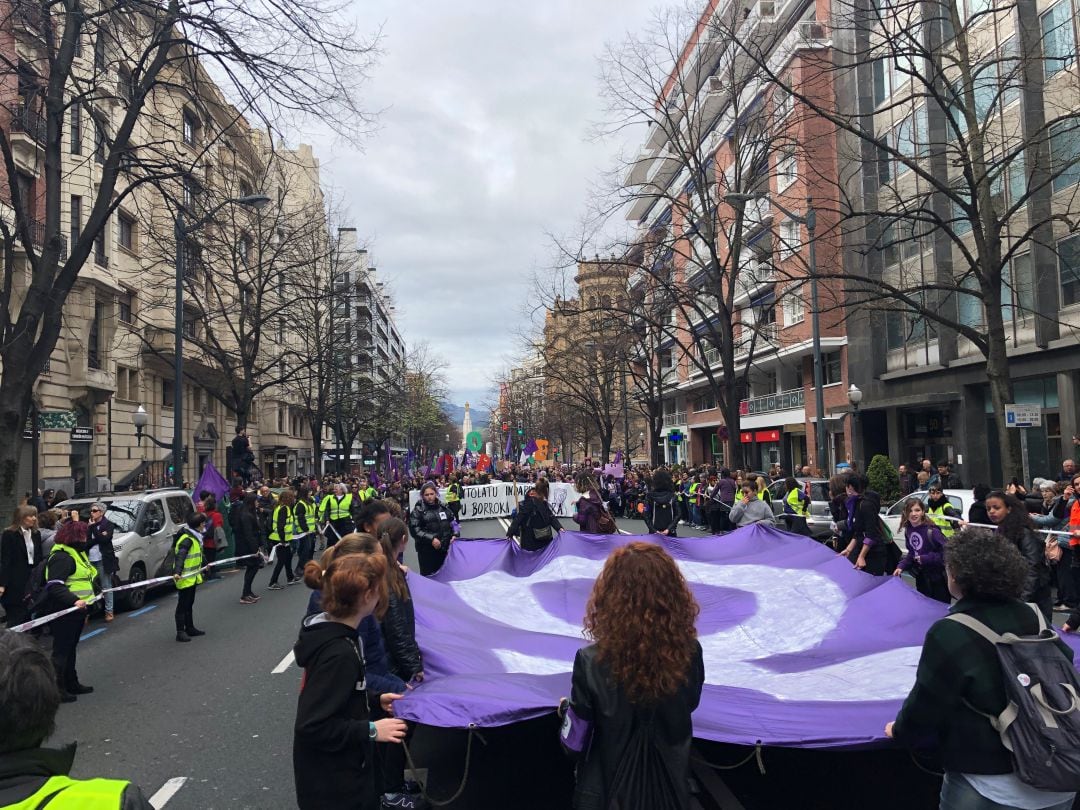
[55,520,89,547]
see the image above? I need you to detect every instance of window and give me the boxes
[88,300,107,369]
[162,378,174,409]
[951,187,973,236]
[1008,151,1027,203]
[166,495,192,525]
[1000,37,1021,107]
[776,147,796,191]
[94,226,107,267]
[1050,120,1080,191]
[1058,233,1080,306]
[957,275,983,327]
[277,406,286,434]
[873,57,891,106]
[182,175,199,208]
[775,78,793,121]
[94,29,107,71]
[116,366,139,400]
[823,351,842,385]
[238,235,251,268]
[118,213,135,252]
[783,285,805,325]
[118,291,132,324]
[1041,1,1076,77]
[778,219,801,259]
[141,501,165,534]
[896,115,915,162]
[886,310,905,350]
[1009,253,1034,318]
[182,110,198,146]
[182,311,197,339]
[696,391,718,412]
[878,143,893,185]
[93,116,107,165]
[70,103,81,155]
[973,60,999,124]
[118,68,133,103]
[70,195,81,247]
[181,239,200,278]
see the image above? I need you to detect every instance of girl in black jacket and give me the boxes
[0,505,43,627]
[293,552,407,810]
[408,483,455,575]
[230,493,263,604]
[507,478,563,551]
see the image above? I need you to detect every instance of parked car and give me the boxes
[57,488,196,611]
[767,478,833,539]
[880,489,973,539]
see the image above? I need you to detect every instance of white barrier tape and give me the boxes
[9,552,267,634]
[934,514,1077,538]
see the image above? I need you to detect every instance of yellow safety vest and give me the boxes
[320,494,353,522]
[47,544,97,601]
[294,500,314,534]
[6,775,128,809]
[785,487,809,517]
[445,484,461,504]
[927,502,956,537]
[358,486,377,502]
[174,530,203,590]
[269,504,294,544]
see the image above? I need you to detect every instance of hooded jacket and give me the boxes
[899,523,947,574]
[728,497,775,528]
[573,490,606,533]
[645,490,680,535]
[293,613,379,810]
[851,490,884,547]
[507,494,562,551]
[305,591,406,694]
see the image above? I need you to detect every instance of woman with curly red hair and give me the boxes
[560,541,704,810]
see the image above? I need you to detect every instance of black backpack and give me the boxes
[23,555,62,615]
[947,604,1080,791]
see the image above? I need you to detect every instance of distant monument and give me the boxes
[461,402,472,450]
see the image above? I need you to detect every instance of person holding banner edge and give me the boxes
[409,483,455,575]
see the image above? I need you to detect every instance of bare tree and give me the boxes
[0,0,376,505]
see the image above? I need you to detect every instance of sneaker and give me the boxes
[402,780,424,795]
[286,578,298,586]
[381,793,427,810]
[104,611,114,622]
[268,583,285,591]
[240,596,256,604]
[186,628,206,637]
[249,594,261,601]
[176,631,191,642]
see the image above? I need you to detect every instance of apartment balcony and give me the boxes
[16,217,68,259]
[767,20,832,74]
[740,387,804,417]
[662,411,688,427]
[68,358,116,406]
[9,102,45,170]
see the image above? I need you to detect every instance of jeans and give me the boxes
[689,505,701,526]
[93,561,114,612]
[939,772,1074,810]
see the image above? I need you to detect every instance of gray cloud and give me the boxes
[308,0,657,408]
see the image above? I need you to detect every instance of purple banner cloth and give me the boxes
[191,461,229,502]
[395,527,1080,748]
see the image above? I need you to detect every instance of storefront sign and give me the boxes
[69,426,94,443]
[755,430,781,443]
[1005,404,1041,428]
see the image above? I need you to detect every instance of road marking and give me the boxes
[272,650,295,674]
[149,776,188,808]
[497,517,510,532]
[80,628,106,641]
[128,605,157,618]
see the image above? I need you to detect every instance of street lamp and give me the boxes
[638,431,645,465]
[847,384,863,471]
[725,192,824,475]
[173,193,269,487]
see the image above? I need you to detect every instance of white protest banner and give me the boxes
[408,481,582,521]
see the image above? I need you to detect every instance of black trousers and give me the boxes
[203,546,219,578]
[242,564,259,598]
[175,585,197,632]
[326,520,354,547]
[51,610,84,691]
[294,534,315,575]
[916,571,951,603]
[270,544,294,584]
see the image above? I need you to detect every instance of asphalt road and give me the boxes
[36,514,1061,809]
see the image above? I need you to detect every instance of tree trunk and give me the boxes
[722,396,744,471]
[0,372,36,516]
[986,340,1021,483]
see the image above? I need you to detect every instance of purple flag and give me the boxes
[504,432,512,458]
[613,450,623,465]
[370,469,380,488]
[191,461,229,502]
[393,527,1080,747]
[434,454,444,476]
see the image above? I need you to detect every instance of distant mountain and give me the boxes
[443,402,490,430]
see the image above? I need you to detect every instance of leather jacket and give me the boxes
[409,500,454,575]
[567,642,704,810]
[381,575,422,681]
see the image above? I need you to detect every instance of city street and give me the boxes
[44,517,680,808]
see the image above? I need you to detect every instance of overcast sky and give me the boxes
[308,1,660,411]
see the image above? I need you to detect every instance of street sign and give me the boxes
[363,459,376,466]
[1004,404,1041,428]
[69,426,94,442]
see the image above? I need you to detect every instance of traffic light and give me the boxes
[516,428,524,436]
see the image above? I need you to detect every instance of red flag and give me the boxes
[476,453,492,472]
